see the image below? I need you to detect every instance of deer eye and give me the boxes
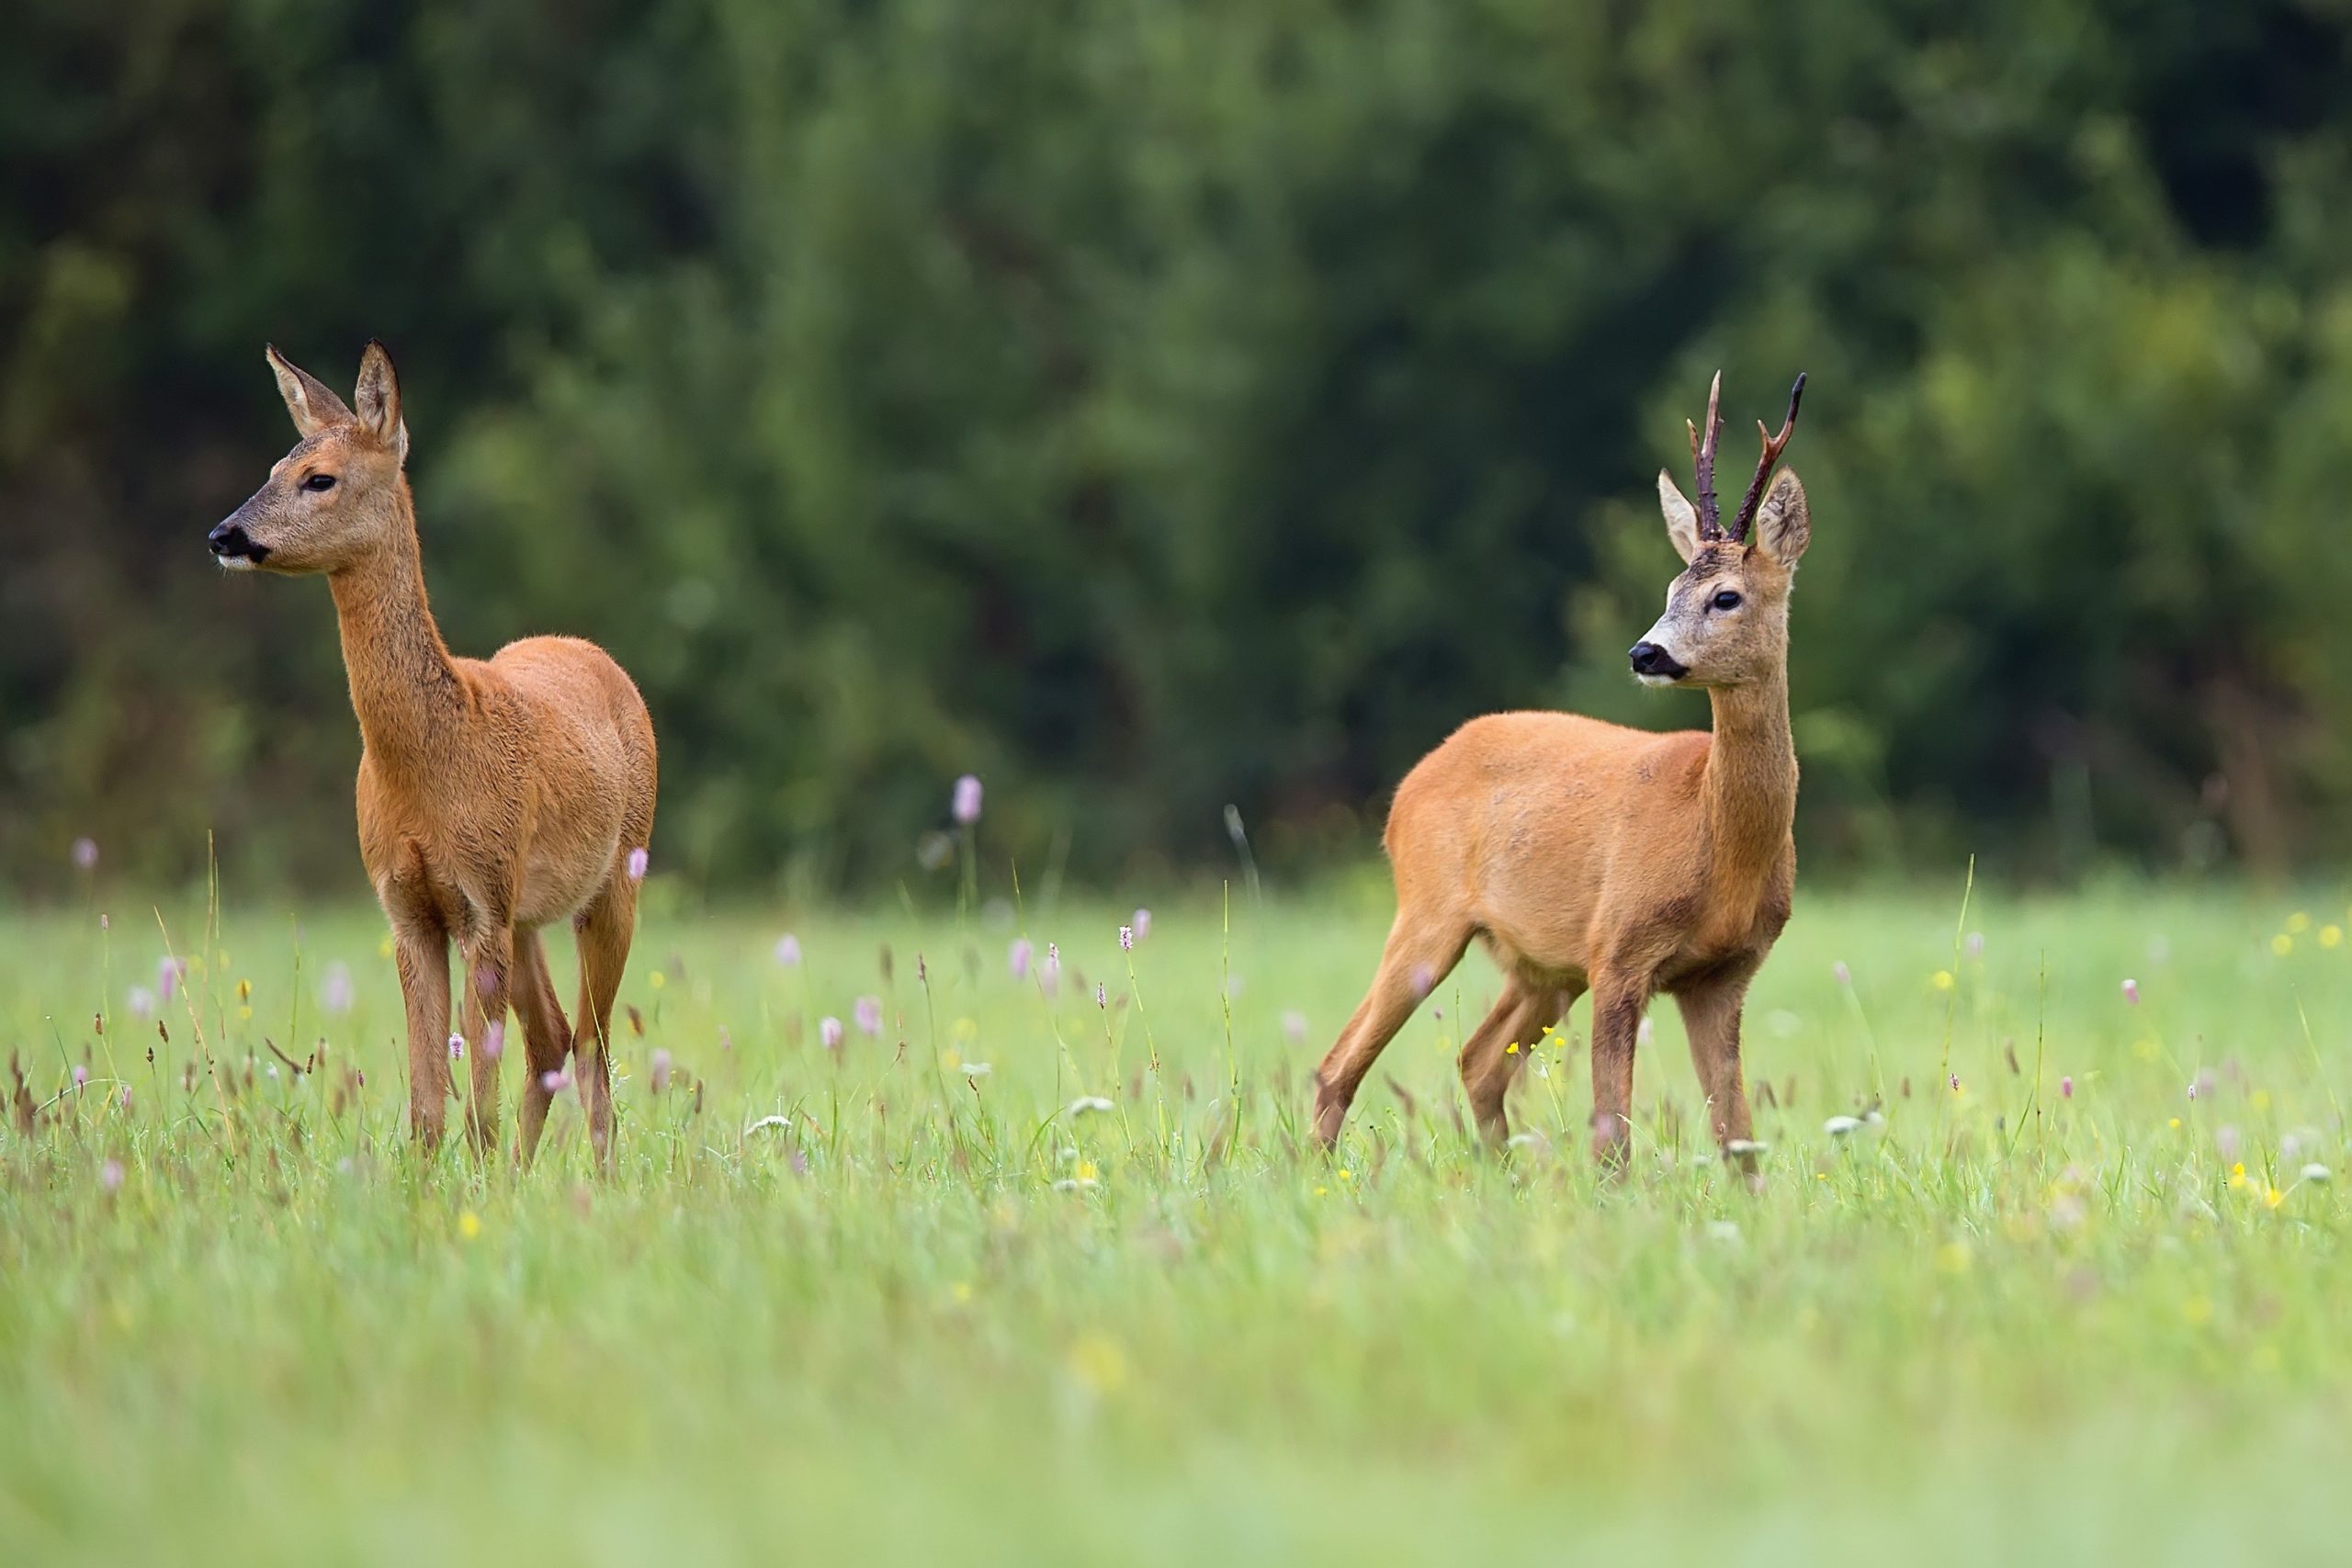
[301,473,337,492]
[1710,590,1742,612]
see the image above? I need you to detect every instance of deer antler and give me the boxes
[1727,373,1806,543]
[1684,371,1725,540]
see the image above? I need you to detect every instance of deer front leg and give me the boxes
[392,920,453,1150]
[1587,973,1649,1171]
[457,924,514,1156]
[1674,964,1760,1183]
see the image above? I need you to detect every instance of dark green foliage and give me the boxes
[9,0,2352,893]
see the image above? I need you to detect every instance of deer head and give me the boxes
[208,343,411,573]
[1629,371,1810,689]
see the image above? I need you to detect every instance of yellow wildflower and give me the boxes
[2323,926,2343,950]
[2251,1089,2271,1112]
[2287,911,2312,934]
[648,970,666,990]
[2229,1162,2248,1190]
[1068,1335,1128,1394]
[2273,934,2294,957]
[458,1211,481,1240]
[1936,1241,1972,1274]
[1931,969,1955,991]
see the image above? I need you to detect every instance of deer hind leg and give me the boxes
[1673,964,1759,1179]
[570,875,639,1171]
[392,919,453,1151]
[512,926,572,1166]
[1587,972,1651,1171]
[1458,978,1577,1149]
[1312,913,1472,1149]
[456,924,515,1157]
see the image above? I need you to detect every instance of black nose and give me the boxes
[208,522,263,560]
[1629,641,1687,678]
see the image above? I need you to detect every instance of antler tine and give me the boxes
[1687,370,1724,539]
[1728,372,1807,543]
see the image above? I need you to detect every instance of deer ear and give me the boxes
[1657,470,1702,564]
[266,344,353,437]
[1752,469,1809,566]
[353,341,408,464]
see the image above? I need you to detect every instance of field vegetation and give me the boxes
[5,878,2348,1562]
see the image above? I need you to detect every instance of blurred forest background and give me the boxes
[9,0,2352,897]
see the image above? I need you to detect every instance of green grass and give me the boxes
[5,880,2351,1563]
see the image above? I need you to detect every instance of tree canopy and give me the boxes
[9,0,2352,894]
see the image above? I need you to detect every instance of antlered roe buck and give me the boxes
[209,343,657,1167]
[1314,371,1810,1174]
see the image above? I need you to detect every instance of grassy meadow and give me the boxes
[5,875,2352,1563]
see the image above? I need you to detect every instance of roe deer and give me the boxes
[209,342,657,1167]
[1313,372,1809,1173]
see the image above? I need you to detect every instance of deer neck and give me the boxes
[1702,669,1797,894]
[325,493,463,770]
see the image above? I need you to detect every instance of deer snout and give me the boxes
[1629,641,1688,683]
[207,519,269,568]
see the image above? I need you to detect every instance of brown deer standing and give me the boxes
[1314,371,1809,1172]
[209,342,657,1167]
